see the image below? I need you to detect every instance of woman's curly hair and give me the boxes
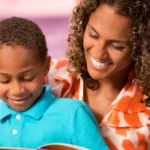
[67,0,150,106]
[0,17,48,63]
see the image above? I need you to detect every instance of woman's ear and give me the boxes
[44,56,51,76]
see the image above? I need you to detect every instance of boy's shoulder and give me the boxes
[43,85,84,110]
[45,96,90,117]
[52,97,87,111]
[43,85,94,121]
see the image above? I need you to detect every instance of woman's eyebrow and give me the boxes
[88,24,99,35]
[88,24,130,45]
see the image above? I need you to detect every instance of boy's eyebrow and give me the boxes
[20,69,36,74]
[0,69,36,76]
[0,73,10,76]
[88,24,129,45]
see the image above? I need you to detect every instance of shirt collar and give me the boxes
[24,85,54,119]
[0,85,55,121]
[0,100,13,121]
[110,67,146,113]
[111,82,146,112]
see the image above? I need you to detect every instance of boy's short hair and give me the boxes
[0,17,48,62]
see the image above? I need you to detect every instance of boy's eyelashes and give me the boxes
[22,77,35,81]
[0,80,10,84]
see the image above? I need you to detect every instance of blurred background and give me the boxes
[0,0,75,58]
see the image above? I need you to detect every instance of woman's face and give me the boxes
[83,4,133,81]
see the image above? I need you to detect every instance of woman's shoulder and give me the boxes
[101,83,150,150]
[50,58,68,70]
[103,82,150,131]
[48,58,69,81]
[45,58,84,100]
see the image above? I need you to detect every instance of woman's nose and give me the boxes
[93,40,108,60]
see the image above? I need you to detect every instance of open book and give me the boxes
[0,143,88,150]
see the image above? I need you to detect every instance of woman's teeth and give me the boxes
[91,57,109,67]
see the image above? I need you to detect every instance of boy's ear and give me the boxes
[44,56,51,76]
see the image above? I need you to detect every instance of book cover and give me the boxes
[0,143,88,150]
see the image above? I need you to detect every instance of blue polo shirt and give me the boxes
[0,85,109,150]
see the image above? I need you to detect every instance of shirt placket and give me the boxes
[10,113,24,147]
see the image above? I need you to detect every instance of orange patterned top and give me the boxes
[45,58,150,150]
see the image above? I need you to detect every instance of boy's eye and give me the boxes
[0,80,10,84]
[23,77,35,82]
[23,78,33,81]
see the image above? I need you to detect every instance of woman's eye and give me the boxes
[89,33,99,39]
[111,44,124,50]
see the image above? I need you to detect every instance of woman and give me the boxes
[46,0,150,149]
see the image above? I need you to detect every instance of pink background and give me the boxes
[0,0,75,58]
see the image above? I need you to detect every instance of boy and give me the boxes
[0,17,108,150]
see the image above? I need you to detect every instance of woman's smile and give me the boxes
[91,57,112,70]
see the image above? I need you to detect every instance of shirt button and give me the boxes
[16,114,21,120]
[12,129,17,134]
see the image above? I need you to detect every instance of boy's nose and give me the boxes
[10,81,25,96]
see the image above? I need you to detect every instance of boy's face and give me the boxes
[0,45,50,111]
